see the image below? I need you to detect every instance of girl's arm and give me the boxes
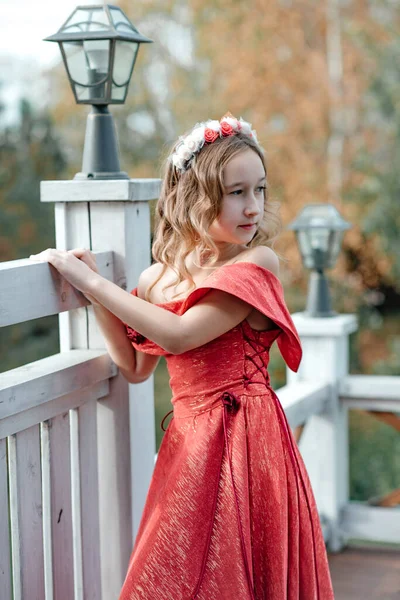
[91,304,160,383]
[91,303,134,378]
[91,264,162,383]
[89,246,279,355]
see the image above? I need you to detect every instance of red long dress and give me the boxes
[119,262,334,600]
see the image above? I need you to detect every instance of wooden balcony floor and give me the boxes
[328,546,400,599]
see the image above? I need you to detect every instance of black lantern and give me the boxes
[287,204,351,317]
[44,4,153,179]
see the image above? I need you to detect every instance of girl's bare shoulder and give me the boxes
[137,262,165,300]
[136,246,279,301]
[233,245,280,277]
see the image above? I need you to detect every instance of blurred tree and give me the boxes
[349,409,400,502]
[339,0,400,300]
[0,99,67,373]
[344,36,400,290]
[0,98,67,262]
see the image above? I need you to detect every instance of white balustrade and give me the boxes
[0,178,160,600]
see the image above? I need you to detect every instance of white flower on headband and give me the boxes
[205,119,220,132]
[185,136,199,153]
[176,143,192,161]
[172,153,185,170]
[191,125,206,143]
[238,118,252,135]
[170,114,260,173]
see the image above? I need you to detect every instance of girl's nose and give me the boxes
[244,194,262,216]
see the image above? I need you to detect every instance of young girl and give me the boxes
[30,114,334,599]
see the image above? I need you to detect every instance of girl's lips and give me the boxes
[239,224,256,229]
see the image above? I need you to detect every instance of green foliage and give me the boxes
[0,99,67,373]
[372,332,400,376]
[1,317,59,374]
[345,35,400,282]
[0,98,67,261]
[349,410,400,502]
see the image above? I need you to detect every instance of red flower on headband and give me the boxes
[220,122,234,137]
[204,128,219,143]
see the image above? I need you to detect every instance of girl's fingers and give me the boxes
[68,248,98,273]
[30,248,89,260]
[68,248,88,257]
[29,248,98,274]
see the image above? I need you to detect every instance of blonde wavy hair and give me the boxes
[146,131,282,302]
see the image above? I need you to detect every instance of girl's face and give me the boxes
[208,149,266,246]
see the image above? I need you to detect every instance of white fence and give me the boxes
[339,375,400,545]
[0,179,160,600]
[0,252,132,600]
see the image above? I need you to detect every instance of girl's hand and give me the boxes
[66,248,101,304]
[29,247,101,305]
[66,248,99,274]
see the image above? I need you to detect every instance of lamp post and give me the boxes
[44,4,152,180]
[287,204,351,318]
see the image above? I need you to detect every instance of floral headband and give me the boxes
[170,112,260,173]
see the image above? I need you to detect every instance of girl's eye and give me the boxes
[229,186,266,196]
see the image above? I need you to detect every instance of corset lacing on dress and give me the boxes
[241,324,277,390]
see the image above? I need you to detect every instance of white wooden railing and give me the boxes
[0,179,160,600]
[0,253,131,600]
[284,312,400,552]
[338,375,400,545]
[278,374,400,550]
[0,177,398,599]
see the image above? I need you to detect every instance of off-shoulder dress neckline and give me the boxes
[147,262,282,307]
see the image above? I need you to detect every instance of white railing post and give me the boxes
[287,312,358,551]
[41,178,160,598]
